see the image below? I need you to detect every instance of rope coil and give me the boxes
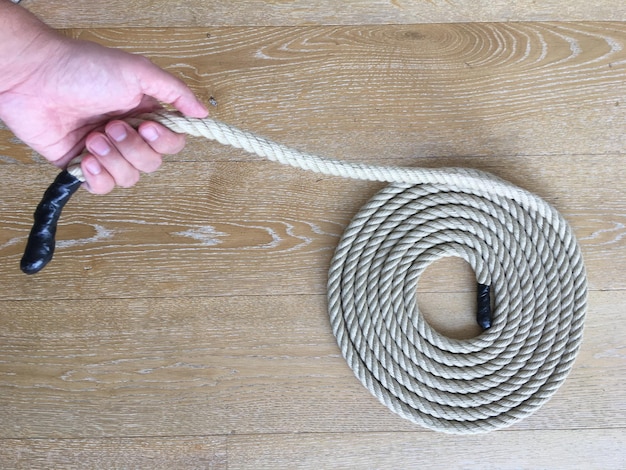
[328,182,586,433]
[65,111,587,433]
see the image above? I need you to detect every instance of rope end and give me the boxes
[477,283,492,330]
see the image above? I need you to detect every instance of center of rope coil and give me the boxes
[66,111,587,434]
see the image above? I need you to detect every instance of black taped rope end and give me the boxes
[21,170,82,275]
[477,283,492,330]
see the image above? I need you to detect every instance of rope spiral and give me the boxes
[70,110,588,434]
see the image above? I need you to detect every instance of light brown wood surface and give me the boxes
[1,7,625,470]
[23,1,626,27]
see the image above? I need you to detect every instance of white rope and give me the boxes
[69,110,587,434]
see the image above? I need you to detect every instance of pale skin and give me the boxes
[0,1,209,194]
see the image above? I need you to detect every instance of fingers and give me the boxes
[81,120,185,195]
[80,155,115,195]
[135,57,209,119]
[137,121,186,156]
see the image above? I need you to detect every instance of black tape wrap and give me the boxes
[476,283,492,330]
[21,170,82,274]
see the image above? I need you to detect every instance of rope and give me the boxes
[69,110,587,434]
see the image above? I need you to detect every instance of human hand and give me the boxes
[0,25,208,194]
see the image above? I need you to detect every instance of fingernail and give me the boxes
[107,123,127,142]
[84,157,102,175]
[90,136,111,156]
[140,125,159,142]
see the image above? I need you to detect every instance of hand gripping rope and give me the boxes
[21,111,587,434]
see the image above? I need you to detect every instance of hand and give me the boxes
[0,28,208,194]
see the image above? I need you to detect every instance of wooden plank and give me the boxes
[0,436,228,470]
[23,1,626,28]
[37,23,625,161]
[0,155,624,301]
[0,291,622,438]
[226,429,626,470]
[0,429,622,469]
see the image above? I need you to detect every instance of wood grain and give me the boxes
[0,19,624,469]
[0,292,623,439]
[2,23,625,301]
[1,154,624,301]
[0,429,623,469]
[23,1,626,28]
[227,429,625,469]
[0,436,228,469]
[52,23,625,160]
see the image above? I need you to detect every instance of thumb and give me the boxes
[136,58,209,118]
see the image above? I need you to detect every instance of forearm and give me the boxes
[0,1,63,93]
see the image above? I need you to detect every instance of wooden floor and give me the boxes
[1,2,625,468]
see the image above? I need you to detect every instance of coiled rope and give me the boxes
[69,110,588,434]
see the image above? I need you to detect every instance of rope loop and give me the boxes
[328,181,586,434]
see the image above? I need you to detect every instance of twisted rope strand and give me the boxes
[69,111,587,434]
